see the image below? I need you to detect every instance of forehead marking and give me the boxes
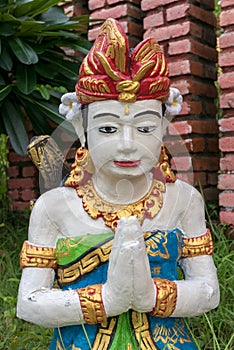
[124,104,129,115]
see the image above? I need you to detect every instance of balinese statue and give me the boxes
[17,18,219,350]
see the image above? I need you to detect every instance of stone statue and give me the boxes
[17,18,219,350]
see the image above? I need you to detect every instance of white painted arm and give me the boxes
[17,192,84,328]
[171,186,220,317]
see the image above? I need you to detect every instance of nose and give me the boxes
[117,125,137,153]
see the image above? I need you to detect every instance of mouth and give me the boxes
[114,160,141,168]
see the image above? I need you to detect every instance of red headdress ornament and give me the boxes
[76,18,170,105]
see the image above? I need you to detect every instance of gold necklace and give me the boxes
[65,147,167,230]
[77,178,165,230]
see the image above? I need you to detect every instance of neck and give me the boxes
[92,171,153,204]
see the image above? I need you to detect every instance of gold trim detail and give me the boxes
[92,318,117,349]
[150,278,177,318]
[20,241,57,269]
[77,178,165,230]
[182,229,213,258]
[57,239,112,285]
[77,284,107,324]
[144,231,170,258]
[131,312,158,350]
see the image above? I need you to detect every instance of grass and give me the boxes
[0,199,233,350]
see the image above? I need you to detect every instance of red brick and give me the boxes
[8,178,35,190]
[207,138,219,153]
[168,121,192,135]
[168,59,205,77]
[166,3,189,22]
[218,174,234,190]
[170,80,190,95]
[195,0,214,9]
[220,155,234,171]
[188,4,216,26]
[8,166,19,178]
[8,189,19,200]
[189,120,218,134]
[183,101,203,115]
[193,157,219,171]
[220,8,234,27]
[194,172,207,186]
[90,3,141,20]
[219,210,234,225]
[168,39,217,62]
[204,102,217,117]
[219,32,234,49]
[208,173,218,185]
[220,92,234,109]
[219,117,234,132]
[221,0,234,7]
[12,201,29,211]
[219,50,234,67]
[189,80,217,98]
[144,22,190,42]
[144,11,164,29]
[191,138,206,152]
[203,187,219,202]
[171,156,193,171]
[89,0,106,11]
[20,189,37,202]
[22,166,37,177]
[141,0,178,11]
[218,72,234,90]
[219,191,234,207]
[8,152,30,163]
[219,137,234,152]
[164,138,196,154]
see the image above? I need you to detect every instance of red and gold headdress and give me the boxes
[76,18,170,105]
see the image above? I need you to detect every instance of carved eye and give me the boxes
[137,126,156,133]
[99,126,118,133]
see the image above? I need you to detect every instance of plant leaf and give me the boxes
[0,46,13,71]
[16,64,36,94]
[9,37,38,64]
[40,6,68,25]
[35,84,50,100]
[0,85,12,101]
[1,100,29,155]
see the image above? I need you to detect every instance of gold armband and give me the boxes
[77,284,107,324]
[20,241,57,269]
[182,229,213,258]
[150,278,177,318]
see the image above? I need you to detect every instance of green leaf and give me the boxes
[0,74,6,85]
[0,85,12,101]
[35,84,50,100]
[0,46,13,71]
[1,100,29,155]
[40,6,69,25]
[0,22,17,36]
[9,37,38,64]
[16,64,36,94]
[35,62,55,79]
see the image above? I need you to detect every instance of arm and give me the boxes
[17,192,84,328]
[171,187,220,317]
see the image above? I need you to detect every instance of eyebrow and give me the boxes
[134,110,162,118]
[93,113,120,119]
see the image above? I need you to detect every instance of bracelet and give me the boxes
[77,284,107,324]
[150,278,177,318]
[20,241,57,269]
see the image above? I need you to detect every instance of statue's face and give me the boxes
[87,100,163,178]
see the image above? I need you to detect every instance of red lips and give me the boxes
[114,160,141,167]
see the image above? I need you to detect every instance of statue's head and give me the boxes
[60,18,182,178]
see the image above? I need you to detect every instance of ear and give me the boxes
[59,92,86,147]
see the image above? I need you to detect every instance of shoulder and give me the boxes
[165,180,206,237]
[28,186,79,246]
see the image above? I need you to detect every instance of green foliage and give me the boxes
[0,202,233,349]
[0,0,92,155]
[0,134,9,195]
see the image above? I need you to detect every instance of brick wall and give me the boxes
[218,0,234,225]
[142,0,219,202]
